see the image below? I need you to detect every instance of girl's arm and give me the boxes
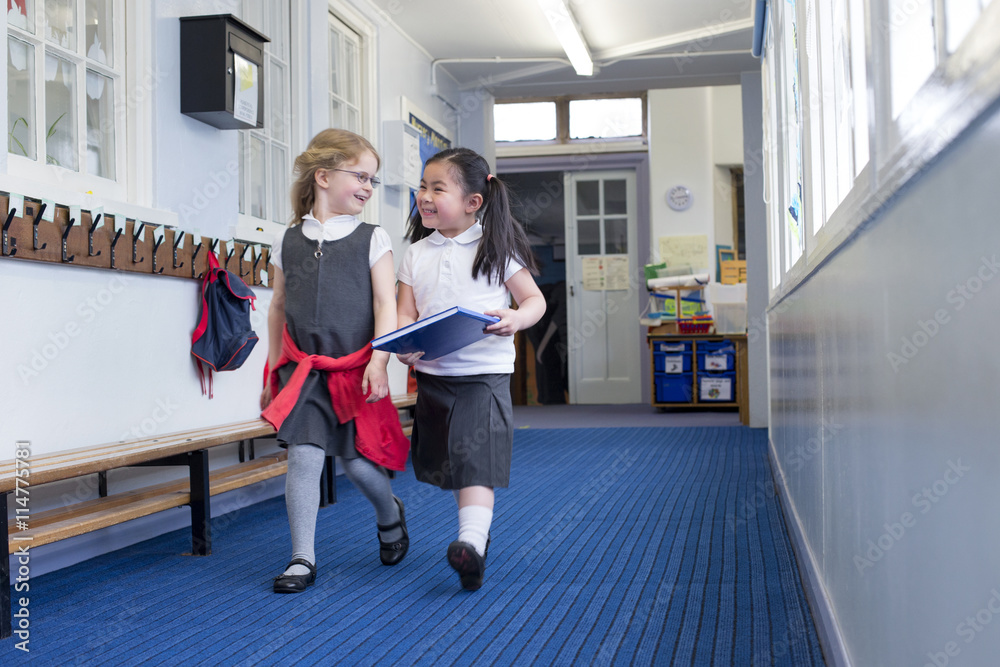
[485,268,546,336]
[261,268,287,409]
[394,282,424,366]
[362,252,396,402]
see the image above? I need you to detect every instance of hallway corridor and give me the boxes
[1,424,822,665]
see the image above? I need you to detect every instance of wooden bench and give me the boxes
[1,397,417,639]
[392,391,418,437]
[0,419,279,639]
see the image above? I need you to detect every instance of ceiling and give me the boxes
[368,0,760,98]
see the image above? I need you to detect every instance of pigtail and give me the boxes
[474,174,538,284]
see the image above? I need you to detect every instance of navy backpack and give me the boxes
[191,251,258,397]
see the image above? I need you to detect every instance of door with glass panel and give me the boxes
[564,170,640,404]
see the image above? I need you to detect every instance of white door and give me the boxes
[564,170,641,404]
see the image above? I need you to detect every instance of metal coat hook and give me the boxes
[32,203,48,251]
[131,222,146,264]
[172,232,185,270]
[252,249,262,275]
[87,213,102,257]
[201,239,220,280]
[225,247,236,273]
[61,217,76,263]
[110,227,123,268]
[191,241,203,279]
[2,209,16,257]
[151,233,165,274]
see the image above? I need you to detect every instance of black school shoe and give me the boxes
[273,558,316,594]
[378,496,409,565]
[447,541,486,591]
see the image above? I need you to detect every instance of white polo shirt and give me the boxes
[270,213,392,270]
[397,222,524,376]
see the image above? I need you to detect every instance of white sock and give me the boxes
[457,505,493,557]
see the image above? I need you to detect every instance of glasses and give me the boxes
[333,169,381,188]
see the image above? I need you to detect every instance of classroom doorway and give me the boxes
[505,171,569,405]
[504,167,642,406]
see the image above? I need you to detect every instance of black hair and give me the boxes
[405,147,538,284]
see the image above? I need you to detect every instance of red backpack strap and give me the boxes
[196,358,213,398]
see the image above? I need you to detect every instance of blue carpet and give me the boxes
[3,427,824,665]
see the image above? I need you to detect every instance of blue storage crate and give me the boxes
[654,351,692,373]
[655,372,693,403]
[697,350,734,371]
[652,340,691,353]
[698,371,736,402]
[699,340,736,354]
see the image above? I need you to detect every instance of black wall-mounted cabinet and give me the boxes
[180,14,270,130]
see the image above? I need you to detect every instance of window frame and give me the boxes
[6,0,128,201]
[494,92,648,156]
[325,0,378,229]
[764,0,1000,305]
[233,0,295,244]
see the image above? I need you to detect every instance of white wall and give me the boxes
[153,1,242,240]
[647,86,743,277]
[711,85,744,165]
[711,85,744,251]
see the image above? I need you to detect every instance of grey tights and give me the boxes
[283,444,401,576]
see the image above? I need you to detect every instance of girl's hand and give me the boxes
[396,351,425,366]
[483,308,523,337]
[260,384,273,410]
[362,360,389,403]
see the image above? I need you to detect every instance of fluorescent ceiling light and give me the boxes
[536,0,594,76]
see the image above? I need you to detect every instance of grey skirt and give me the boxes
[411,372,513,490]
[274,363,359,459]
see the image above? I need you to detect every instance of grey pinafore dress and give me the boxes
[276,223,376,458]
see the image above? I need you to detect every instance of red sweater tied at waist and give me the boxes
[261,326,410,471]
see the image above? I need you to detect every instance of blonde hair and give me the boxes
[289,129,380,224]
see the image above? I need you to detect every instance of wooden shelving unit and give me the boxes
[647,332,748,425]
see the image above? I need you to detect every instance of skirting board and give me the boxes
[767,438,853,667]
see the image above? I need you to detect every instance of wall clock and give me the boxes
[667,185,693,211]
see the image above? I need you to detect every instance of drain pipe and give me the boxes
[430,57,572,88]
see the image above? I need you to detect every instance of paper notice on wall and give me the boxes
[582,257,606,290]
[582,256,630,291]
[604,256,629,290]
[659,235,709,272]
[233,54,258,125]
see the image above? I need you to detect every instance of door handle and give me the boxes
[570,284,575,297]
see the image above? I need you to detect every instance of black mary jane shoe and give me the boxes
[378,496,409,566]
[273,558,316,594]
[447,540,486,591]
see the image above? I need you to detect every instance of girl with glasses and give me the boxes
[261,129,410,593]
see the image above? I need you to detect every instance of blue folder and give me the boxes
[371,306,500,360]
